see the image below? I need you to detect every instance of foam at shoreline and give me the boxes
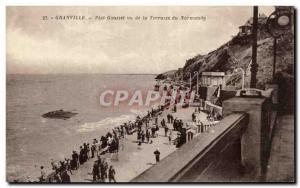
[76,108,149,133]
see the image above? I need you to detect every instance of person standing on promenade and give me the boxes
[168,134,172,145]
[192,112,196,122]
[151,125,156,138]
[146,129,150,143]
[170,115,174,123]
[200,122,204,133]
[179,119,183,130]
[108,166,116,183]
[154,148,161,163]
[53,169,61,183]
[173,118,178,131]
[100,160,106,182]
[120,126,124,138]
[65,158,72,175]
[39,166,46,182]
[83,143,88,162]
[137,137,142,150]
[79,146,84,164]
[164,125,169,137]
[87,143,91,160]
[167,114,171,123]
[91,143,96,158]
[51,159,59,171]
[123,124,127,137]
[155,124,159,137]
[61,170,71,183]
[155,116,158,125]
[92,161,100,182]
[71,151,79,170]
[104,161,109,181]
[141,131,145,143]
[161,118,166,128]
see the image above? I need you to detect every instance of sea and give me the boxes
[6,74,157,181]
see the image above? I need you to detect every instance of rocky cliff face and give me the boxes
[161,14,294,89]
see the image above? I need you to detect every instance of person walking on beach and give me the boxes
[154,148,161,163]
[108,166,116,183]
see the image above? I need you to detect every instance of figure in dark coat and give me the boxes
[61,170,71,183]
[108,166,116,182]
[154,149,161,163]
[71,151,79,170]
[92,162,100,182]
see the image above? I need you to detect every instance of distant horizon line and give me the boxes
[6,73,160,75]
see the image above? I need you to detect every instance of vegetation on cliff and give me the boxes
[160,14,294,89]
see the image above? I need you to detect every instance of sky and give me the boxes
[6,6,274,74]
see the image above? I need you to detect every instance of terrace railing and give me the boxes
[133,88,278,182]
[132,113,249,182]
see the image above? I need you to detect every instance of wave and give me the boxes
[76,108,148,133]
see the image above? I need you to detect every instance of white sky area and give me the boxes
[7,6,274,74]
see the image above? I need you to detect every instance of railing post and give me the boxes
[223,96,269,180]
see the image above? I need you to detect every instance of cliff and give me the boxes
[155,70,177,80]
[160,13,294,89]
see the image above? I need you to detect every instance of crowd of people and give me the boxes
[38,82,223,183]
[92,156,116,182]
[39,105,166,183]
[134,106,165,146]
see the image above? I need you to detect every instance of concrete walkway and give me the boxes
[69,106,209,182]
[266,114,294,182]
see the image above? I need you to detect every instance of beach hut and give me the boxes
[186,128,197,142]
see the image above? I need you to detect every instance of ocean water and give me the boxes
[6,74,157,181]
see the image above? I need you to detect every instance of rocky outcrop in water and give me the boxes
[42,110,78,120]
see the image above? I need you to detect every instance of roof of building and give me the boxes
[240,13,268,27]
[201,72,225,76]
